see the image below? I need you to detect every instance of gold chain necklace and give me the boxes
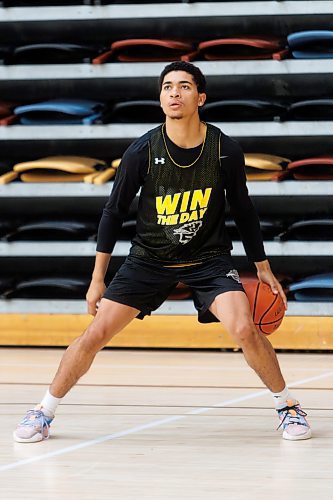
[161,122,207,169]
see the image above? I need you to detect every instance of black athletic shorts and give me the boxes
[104,254,245,323]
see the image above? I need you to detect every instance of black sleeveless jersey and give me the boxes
[96,123,266,264]
[130,123,230,263]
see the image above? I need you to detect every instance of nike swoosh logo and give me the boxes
[220,155,228,159]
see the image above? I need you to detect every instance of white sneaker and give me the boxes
[13,405,54,443]
[277,399,311,441]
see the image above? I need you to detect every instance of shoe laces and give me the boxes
[277,402,308,430]
[20,408,52,438]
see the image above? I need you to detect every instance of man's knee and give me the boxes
[229,320,257,347]
[79,320,115,352]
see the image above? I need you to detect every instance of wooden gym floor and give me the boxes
[0,348,332,499]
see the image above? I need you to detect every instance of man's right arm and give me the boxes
[86,137,149,315]
[86,251,111,315]
[96,138,149,254]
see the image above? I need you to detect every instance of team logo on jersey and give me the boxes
[155,188,212,243]
[226,269,241,283]
[154,157,165,165]
[173,221,203,244]
[155,188,212,226]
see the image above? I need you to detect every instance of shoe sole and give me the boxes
[282,428,312,441]
[13,430,45,443]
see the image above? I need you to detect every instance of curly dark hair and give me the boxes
[158,61,206,94]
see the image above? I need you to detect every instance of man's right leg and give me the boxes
[13,299,139,443]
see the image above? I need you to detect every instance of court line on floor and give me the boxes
[0,383,331,390]
[1,361,331,372]
[1,370,333,473]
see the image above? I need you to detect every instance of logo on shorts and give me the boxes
[226,269,241,283]
[173,221,202,244]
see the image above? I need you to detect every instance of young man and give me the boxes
[14,61,311,443]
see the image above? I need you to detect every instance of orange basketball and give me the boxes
[242,278,285,335]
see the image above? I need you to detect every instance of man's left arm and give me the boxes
[255,259,287,309]
[224,138,287,308]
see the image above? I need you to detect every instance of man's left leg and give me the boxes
[210,291,311,440]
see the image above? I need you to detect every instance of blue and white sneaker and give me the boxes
[277,399,311,440]
[13,405,54,443]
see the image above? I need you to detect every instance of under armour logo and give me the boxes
[154,157,165,165]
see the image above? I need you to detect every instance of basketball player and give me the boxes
[14,61,311,443]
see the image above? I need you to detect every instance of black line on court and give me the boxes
[2,402,333,411]
[0,382,331,390]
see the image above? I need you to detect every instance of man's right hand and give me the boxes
[86,279,106,316]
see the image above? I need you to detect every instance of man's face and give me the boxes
[160,70,206,120]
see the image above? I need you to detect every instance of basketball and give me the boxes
[242,278,285,335]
